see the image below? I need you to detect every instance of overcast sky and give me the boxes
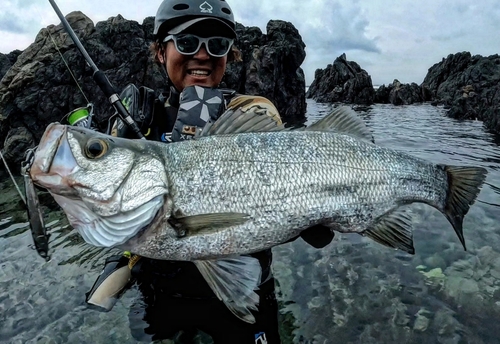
[1,0,499,86]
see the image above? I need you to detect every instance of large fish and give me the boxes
[29,107,487,322]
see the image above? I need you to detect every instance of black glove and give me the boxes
[300,225,335,249]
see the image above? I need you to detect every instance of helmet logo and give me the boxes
[199,1,213,13]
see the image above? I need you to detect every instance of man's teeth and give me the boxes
[189,70,209,76]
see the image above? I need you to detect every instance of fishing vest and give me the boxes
[112,83,281,142]
[110,84,281,288]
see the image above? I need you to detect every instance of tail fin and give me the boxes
[441,166,487,250]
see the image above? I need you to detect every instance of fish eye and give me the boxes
[85,139,108,159]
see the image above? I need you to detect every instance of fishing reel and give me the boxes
[62,103,98,130]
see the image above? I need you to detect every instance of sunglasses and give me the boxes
[163,34,234,58]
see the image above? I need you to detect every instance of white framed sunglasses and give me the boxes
[163,34,234,58]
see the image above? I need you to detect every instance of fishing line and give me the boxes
[48,32,91,105]
[476,199,500,208]
[35,5,91,105]
[476,182,500,208]
[0,150,27,205]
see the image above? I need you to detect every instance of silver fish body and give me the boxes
[127,130,448,259]
[29,107,487,323]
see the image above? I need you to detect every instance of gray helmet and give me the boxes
[154,0,236,41]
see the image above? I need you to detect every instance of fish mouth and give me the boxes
[30,123,78,193]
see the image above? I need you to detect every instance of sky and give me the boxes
[1,0,499,86]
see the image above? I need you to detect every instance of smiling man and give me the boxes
[85,0,334,343]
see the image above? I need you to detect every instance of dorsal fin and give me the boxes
[306,106,374,143]
[199,107,285,137]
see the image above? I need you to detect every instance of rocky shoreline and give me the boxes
[307,52,500,135]
[1,12,499,172]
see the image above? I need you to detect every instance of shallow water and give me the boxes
[1,101,499,343]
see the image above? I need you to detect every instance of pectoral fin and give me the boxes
[168,212,250,237]
[194,257,262,324]
[363,208,414,254]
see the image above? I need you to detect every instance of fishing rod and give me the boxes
[21,0,149,260]
[47,0,145,140]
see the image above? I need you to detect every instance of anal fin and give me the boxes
[363,208,414,254]
[194,256,262,324]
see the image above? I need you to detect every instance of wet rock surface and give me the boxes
[374,79,431,105]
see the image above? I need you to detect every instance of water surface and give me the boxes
[1,101,499,343]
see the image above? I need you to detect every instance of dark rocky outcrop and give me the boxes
[374,79,431,105]
[307,54,430,106]
[306,53,375,105]
[0,12,306,171]
[422,52,500,133]
[308,51,500,134]
[0,50,22,81]
[224,20,307,123]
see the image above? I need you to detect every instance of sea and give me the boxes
[0,99,499,343]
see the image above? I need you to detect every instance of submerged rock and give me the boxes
[413,308,431,332]
[442,246,500,313]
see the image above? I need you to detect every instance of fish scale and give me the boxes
[121,130,449,260]
[29,106,487,323]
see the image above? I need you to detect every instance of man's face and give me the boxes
[159,38,228,92]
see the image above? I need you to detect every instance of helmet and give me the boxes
[154,0,236,41]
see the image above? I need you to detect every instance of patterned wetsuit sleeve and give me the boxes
[226,95,282,125]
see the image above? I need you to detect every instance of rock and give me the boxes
[490,258,500,279]
[433,308,464,343]
[413,308,431,332]
[374,84,391,103]
[388,80,425,105]
[224,20,307,123]
[306,53,375,105]
[1,127,35,173]
[0,13,307,166]
[307,296,323,309]
[374,79,427,105]
[423,255,447,271]
[419,267,446,289]
[0,50,22,81]
[422,51,500,134]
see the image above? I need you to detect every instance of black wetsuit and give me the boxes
[115,86,282,343]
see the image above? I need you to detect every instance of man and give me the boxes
[86,1,334,342]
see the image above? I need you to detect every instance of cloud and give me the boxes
[232,0,381,83]
[0,14,28,33]
[1,0,500,86]
[235,0,380,54]
[430,30,468,42]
